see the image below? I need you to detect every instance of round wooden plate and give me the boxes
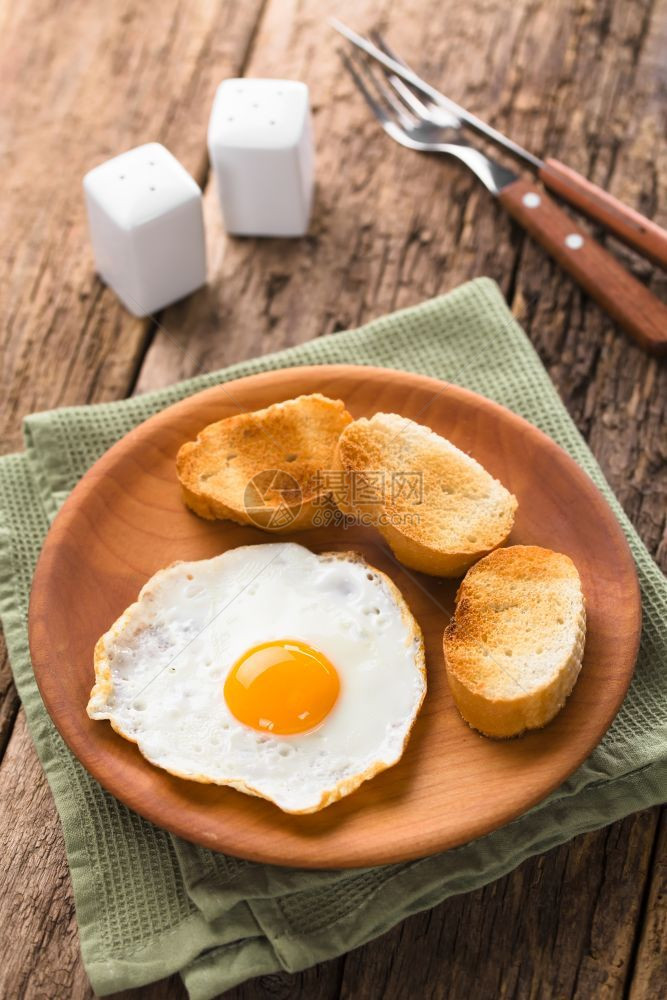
[29,365,641,868]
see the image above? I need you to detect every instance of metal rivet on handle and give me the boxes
[522,192,541,208]
[565,233,584,249]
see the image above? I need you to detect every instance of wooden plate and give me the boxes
[28,365,641,868]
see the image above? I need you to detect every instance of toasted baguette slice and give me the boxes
[177,394,352,532]
[333,412,517,576]
[444,545,586,738]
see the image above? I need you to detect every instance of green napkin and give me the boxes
[1,278,665,999]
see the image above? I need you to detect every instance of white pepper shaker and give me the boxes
[83,142,206,317]
[207,79,314,237]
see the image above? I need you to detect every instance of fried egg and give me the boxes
[87,543,426,813]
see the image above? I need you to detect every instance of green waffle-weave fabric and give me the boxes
[0,278,665,998]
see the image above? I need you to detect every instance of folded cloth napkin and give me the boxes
[0,278,665,998]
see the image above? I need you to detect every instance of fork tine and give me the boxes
[340,43,517,192]
[371,31,457,123]
[381,65,435,120]
[340,50,392,127]
[370,31,432,114]
[347,49,418,129]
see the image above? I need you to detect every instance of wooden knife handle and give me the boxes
[499,178,667,356]
[539,158,667,270]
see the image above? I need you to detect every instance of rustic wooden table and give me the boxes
[1,1,665,997]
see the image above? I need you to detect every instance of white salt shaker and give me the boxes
[83,142,206,317]
[207,79,314,237]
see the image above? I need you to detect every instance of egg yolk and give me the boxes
[224,640,340,735]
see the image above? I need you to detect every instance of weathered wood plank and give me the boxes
[629,808,667,1000]
[0,0,265,453]
[0,713,93,1000]
[334,811,659,1000]
[136,0,524,392]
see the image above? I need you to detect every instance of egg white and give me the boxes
[87,542,426,813]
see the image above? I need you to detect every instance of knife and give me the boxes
[331,18,667,270]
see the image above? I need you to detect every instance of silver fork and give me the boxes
[333,16,667,275]
[341,49,517,196]
[340,46,667,354]
[368,31,461,133]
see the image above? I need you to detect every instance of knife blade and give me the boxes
[331,17,667,270]
[330,17,543,169]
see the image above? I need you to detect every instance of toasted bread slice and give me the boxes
[333,412,517,576]
[444,545,586,738]
[177,394,352,532]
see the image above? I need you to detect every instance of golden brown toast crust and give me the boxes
[176,393,352,532]
[333,412,517,576]
[444,545,586,738]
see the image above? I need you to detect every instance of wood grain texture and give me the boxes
[0,713,91,1000]
[1,0,665,995]
[0,0,265,452]
[334,808,660,1000]
[629,809,667,1000]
